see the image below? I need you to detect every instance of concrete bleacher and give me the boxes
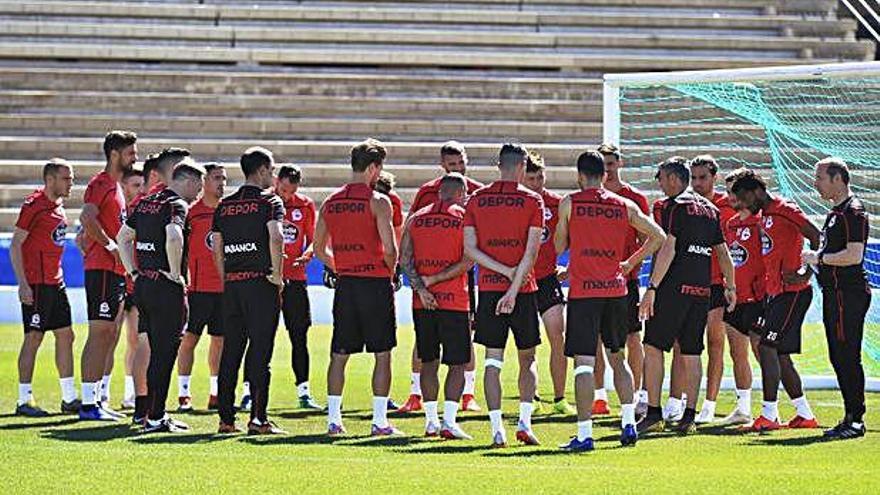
[0,0,874,229]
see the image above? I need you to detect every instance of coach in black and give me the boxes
[118,158,205,433]
[803,157,872,440]
[212,147,285,435]
[638,157,736,435]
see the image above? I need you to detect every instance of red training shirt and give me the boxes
[15,189,67,286]
[187,198,223,293]
[533,189,562,280]
[322,182,393,278]
[724,213,766,303]
[282,192,317,282]
[82,170,126,275]
[761,195,811,296]
[408,200,469,312]
[566,188,630,299]
[611,182,649,282]
[410,175,484,214]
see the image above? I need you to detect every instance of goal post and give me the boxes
[602,61,880,391]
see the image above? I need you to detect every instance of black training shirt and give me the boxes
[126,188,190,275]
[211,185,285,276]
[653,191,724,295]
[818,195,870,290]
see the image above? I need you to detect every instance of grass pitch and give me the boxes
[0,323,878,494]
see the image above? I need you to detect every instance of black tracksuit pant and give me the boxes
[822,285,871,423]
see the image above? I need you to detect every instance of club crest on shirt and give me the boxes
[283,223,299,244]
[543,208,552,221]
[291,208,303,222]
[541,226,551,243]
[52,221,67,247]
[737,226,751,242]
[729,241,748,267]
[761,231,772,255]
[763,216,773,230]
[204,231,214,251]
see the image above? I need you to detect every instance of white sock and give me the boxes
[178,375,191,398]
[637,389,648,404]
[577,420,593,441]
[700,400,716,416]
[209,376,219,396]
[424,401,439,426]
[297,381,310,398]
[410,373,422,396]
[18,383,32,405]
[488,409,504,434]
[101,374,111,402]
[60,377,76,402]
[762,400,779,422]
[463,370,476,396]
[666,396,683,413]
[791,395,814,420]
[736,388,751,414]
[443,400,459,426]
[621,403,636,427]
[519,401,533,429]
[123,375,135,401]
[594,388,608,402]
[82,382,96,406]
[327,395,343,425]
[241,381,250,397]
[372,396,389,428]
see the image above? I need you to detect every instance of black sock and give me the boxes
[682,407,696,423]
[646,406,662,420]
[134,395,147,418]
[534,395,542,402]
[554,396,565,403]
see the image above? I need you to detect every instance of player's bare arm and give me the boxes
[554,195,571,255]
[713,242,737,312]
[116,223,137,278]
[372,193,398,272]
[399,222,438,310]
[81,202,120,263]
[639,233,677,321]
[163,223,185,285]
[422,256,474,288]
[10,228,32,305]
[313,212,335,271]
[622,200,666,275]
[266,219,284,286]
[496,226,542,315]
[211,232,225,286]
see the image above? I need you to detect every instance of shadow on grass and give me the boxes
[41,424,136,442]
[397,442,494,455]
[0,417,79,431]
[747,434,828,447]
[130,432,233,445]
[238,432,366,446]
[482,448,577,458]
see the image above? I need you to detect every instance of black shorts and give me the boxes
[21,284,72,333]
[123,290,136,312]
[413,309,471,365]
[85,270,126,322]
[565,296,628,357]
[763,287,812,355]
[282,280,312,331]
[187,291,224,337]
[135,276,187,342]
[724,300,765,336]
[332,276,396,354]
[709,283,726,311]
[626,279,641,334]
[536,274,565,314]
[643,284,709,355]
[474,291,540,351]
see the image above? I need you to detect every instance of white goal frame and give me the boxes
[601,61,880,392]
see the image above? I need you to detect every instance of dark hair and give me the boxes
[43,158,71,181]
[240,146,274,178]
[576,151,605,179]
[498,143,528,170]
[171,158,206,181]
[439,172,467,198]
[203,162,223,174]
[351,138,387,172]
[596,143,621,160]
[122,168,143,182]
[690,154,718,176]
[440,140,466,158]
[656,156,690,184]
[374,171,395,195]
[155,147,191,176]
[724,167,750,185]
[730,169,768,195]
[142,153,161,179]
[525,151,545,173]
[818,157,850,185]
[103,130,137,160]
[277,164,302,184]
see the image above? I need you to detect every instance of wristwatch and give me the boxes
[646,283,658,292]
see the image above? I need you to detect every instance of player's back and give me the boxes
[761,195,809,296]
[322,182,391,278]
[656,191,723,295]
[213,184,282,276]
[464,180,543,292]
[409,200,468,311]
[567,187,630,298]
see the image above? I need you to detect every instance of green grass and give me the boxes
[0,322,879,494]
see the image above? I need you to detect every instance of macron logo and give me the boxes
[225,242,257,254]
[687,245,712,256]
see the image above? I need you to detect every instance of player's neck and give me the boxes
[498,171,518,182]
[604,174,623,191]
[832,188,852,206]
[350,173,372,187]
[202,195,220,208]
[43,188,61,204]
[104,161,123,182]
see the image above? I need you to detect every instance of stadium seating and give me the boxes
[0,0,874,229]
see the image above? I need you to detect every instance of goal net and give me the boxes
[603,62,880,390]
